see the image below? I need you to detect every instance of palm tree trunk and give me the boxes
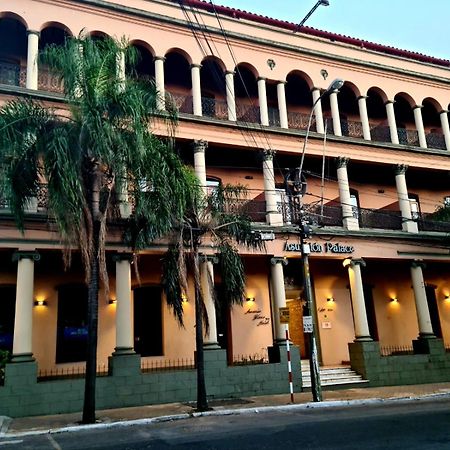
[194,247,208,411]
[82,218,100,423]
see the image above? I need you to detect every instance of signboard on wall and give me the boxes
[303,316,313,333]
[284,242,354,254]
[279,307,290,324]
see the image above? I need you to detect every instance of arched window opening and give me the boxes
[285,73,313,131]
[338,84,360,138]
[0,18,27,87]
[422,99,445,150]
[394,94,417,146]
[234,64,258,123]
[266,81,279,127]
[367,88,389,143]
[127,43,154,81]
[200,58,226,119]
[165,51,192,114]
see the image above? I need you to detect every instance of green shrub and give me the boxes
[0,349,11,384]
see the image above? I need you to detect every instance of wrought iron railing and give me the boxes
[341,119,364,139]
[419,213,450,232]
[287,111,316,132]
[268,107,280,127]
[370,123,391,143]
[0,62,26,87]
[426,132,446,150]
[380,345,414,357]
[398,128,419,146]
[165,92,193,114]
[358,208,403,230]
[230,351,269,366]
[37,363,108,381]
[235,101,260,123]
[201,97,228,120]
[38,68,63,94]
[225,197,267,223]
[303,203,343,227]
[141,358,195,372]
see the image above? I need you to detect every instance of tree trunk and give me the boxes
[194,248,208,411]
[82,218,100,423]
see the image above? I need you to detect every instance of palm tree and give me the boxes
[0,36,195,423]
[161,184,263,411]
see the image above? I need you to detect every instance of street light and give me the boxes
[295,0,330,31]
[297,77,344,403]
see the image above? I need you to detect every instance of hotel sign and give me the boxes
[284,242,354,254]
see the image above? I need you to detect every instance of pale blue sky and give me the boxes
[216,1,450,61]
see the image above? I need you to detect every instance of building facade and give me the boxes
[1,0,450,417]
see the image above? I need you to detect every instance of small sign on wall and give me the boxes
[279,307,290,324]
[321,321,332,329]
[303,315,313,333]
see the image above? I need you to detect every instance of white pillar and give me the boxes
[193,139,208,195]
[191,64,202,116]
[26,30,39,90]
[201,257,219,348]
[116,49,126,92]
[385,100,399,144]
[440,110,450,151]
[154,56,166,111]
[413,105,427,149]
[345,259,371,341]
[12,251,40,361]
[410,261,435,338]
[395,164,418,233]
[358,96,371,140]
[329,90,342,136]
[312,88,325,134]
[225,70,236,121]
[114,254,134,354]
[336,157,359,231]
[277,81,288,129]
[270,257,288,343]
[257,77,269,126]
[262,150,283,226]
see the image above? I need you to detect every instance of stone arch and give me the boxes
[165,47,192,66]
[286,70,313,90]
[422,96,444,113]
[40,21,73,37]
[129,39,155,58]
[0,12,28,29]
[342,81,361,99]
[234,62,259,80]
[365,86,388,104]
[201,55,226,73]
[394,92,417,108]
[128,41,155,79]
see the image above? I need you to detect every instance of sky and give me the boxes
[215,0,450,61]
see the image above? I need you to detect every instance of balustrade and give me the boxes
[37,68,63,94]
[426,132,446,150]
[398,128,419,146]
[201,96,228,120]
[235,101,260,123]
[287,111,316,132]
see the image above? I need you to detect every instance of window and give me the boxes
[133,287,163,357]
[55,285,88,363]
[206,178,220,195]
[0,286,15,352]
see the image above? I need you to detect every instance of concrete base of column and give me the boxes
[343,217,359,231]
[203,342,221,350]
[108,353,141,377]
[11,353,35,363]
[4,360,37,387]
[266,212,283,226]
[354,335,373,342]
[112,346,135,356]
[413,337,442,355]
[403,221,418,233]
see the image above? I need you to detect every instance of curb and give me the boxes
[2,392,450,439]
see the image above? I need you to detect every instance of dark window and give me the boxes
[0,286,16,352]
[56,285,88,363]
[133,286,163,357]
[425,285,442,338]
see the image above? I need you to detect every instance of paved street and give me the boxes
[2,397,450,449]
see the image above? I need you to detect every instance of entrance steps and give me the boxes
[301,361,369,390]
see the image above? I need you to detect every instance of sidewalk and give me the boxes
[2,382,450,437]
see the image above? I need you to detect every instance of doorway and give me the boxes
[425,285,442,338]
[0,286,15,352]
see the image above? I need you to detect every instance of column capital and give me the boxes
[395,164,408,175]
[311,86,322,93]
[112,252,134,262]
[192,139,208,153]
[225,70,235,76]
[357,95,368,100]
[153,56,166,62]
[257,76,267,82]
[439,109,449,115]
[336,156,349,169]
[385,99,395,105]
[345,258,366,268]
[190,63,202,69]
[277,80,287,86]
[271,257,288,266]
[27,29,40,37]
[200,254,219,264]
[261,149,276,160]
[411,260,426,269]
[12,251,40,262]
[330,89,340,94]
[413,104,424,110]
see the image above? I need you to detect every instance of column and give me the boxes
[413,105,427,148]
[257,77,269,126]
[191,63,202,116]
[225,70,236,121]
[439,110,450,151]
[116,49,126,92]
[336,157,359,231]
[410,261,434,338]
[329,90,342,136]
[26,30,39,90]
[385,100,399,144]
[358,96,371,140]
[113,254,134,354]
[193,139,208,195]
[262,150,283,226]
[345,259,371,341]
[395,164,418,233]
[154,56,166,111]
[201,256,219,348]
[277,81,288,129]
[12,251,40,361]
[270,257,288,343]
[312,88,325,134]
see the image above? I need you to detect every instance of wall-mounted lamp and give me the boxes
[181,294,188,303]
[390,297,398,303]
[444,294,450,302]
[327,297,335,303]
[342,258,352,268]
[267,58,276,70]
[246,297,256,303]
[34,300,47,307]
[108,299,117,305]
